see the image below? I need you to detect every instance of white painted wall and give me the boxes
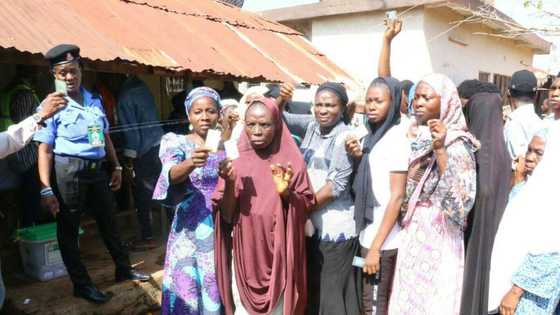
[310,8,429,87]
[308,6,535,87]
[423,7,534,84]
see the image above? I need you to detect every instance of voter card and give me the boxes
[230,123,244,142]
[54,79,67,95]
[350,124,369,140]
[352,256,365,268]
[205,129,222,153]
[87,125,105,147]
[224,139,239,160]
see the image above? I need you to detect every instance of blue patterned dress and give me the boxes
[512,253,560,314]
[153,133,224,315]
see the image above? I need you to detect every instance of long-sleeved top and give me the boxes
[0,116,39,159]
[504,103,542,162]
[117,77,163,159]
[283,112,356,242]
[512,253,560,314]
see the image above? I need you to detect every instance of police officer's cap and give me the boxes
[45,44,81,67]
[509,70,537,93]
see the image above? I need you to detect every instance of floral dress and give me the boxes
[153,133,224,315]
[388,139,477,315]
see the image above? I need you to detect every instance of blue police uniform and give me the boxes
[35,86,132,288]
[34,87,109,159]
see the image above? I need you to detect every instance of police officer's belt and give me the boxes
[54,155,106,171]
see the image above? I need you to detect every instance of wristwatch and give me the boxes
[114,166,123,172]
[32,113,46,127]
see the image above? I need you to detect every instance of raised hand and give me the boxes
[345,136,363,160]
[513,156,526,185]
[276,82,295,110]
[39,92,67,120]
[384,18,402,42]
[271,163,293,196]
[428,119,447,151]
[219,159,236,182]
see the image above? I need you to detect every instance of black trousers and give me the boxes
[361,247,398,315]
[18,164,43,227]
[306,236,362,315]
[54,156,131,287]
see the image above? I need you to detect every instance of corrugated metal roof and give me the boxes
[0,0,360,88]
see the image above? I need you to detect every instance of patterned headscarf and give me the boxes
[184,86,221,115]
[409,74,479,165]
[401,74,479,228]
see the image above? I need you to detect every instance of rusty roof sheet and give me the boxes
[0,0,359,88]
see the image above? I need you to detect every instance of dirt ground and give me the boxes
[1,214,168,315]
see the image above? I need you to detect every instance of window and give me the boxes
[493,74,511,97]
[479,71,490,82]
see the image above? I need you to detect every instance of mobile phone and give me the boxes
[54,79,67,95]
[385,10,397,22]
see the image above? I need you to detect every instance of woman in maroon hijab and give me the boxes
[212,98,315,315]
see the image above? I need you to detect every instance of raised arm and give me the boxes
[378,19,402,78]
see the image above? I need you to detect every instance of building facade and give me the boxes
[262,0,550,89]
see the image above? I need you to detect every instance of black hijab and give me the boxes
[353,77,402,232]
[461,92,512,315]
[317,82,350,124]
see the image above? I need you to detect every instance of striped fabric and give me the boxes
[6,90,39,173]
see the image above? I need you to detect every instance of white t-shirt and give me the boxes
[359,122,411,250]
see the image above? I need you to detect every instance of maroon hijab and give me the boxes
[212,98,315,315]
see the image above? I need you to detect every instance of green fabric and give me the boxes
[18,223,83,241]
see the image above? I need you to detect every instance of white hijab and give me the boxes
[488,121,560,311]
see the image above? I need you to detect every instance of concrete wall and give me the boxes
[423,7,534,84]
[308,6,534,87]
[310,8,428,87]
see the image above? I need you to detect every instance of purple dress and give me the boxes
[153,133,224,315]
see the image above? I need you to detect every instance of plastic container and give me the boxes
[17,223,82,282]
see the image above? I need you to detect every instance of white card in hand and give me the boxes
[224,140,239,160]
[205,129,222,153]
[350,124,369,140]
[352,256,365,268]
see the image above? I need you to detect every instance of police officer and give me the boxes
[34,44,150,304]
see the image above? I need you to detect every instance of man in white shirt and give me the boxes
[0,93,65,158]
[503,70,543,165]
[0,92,64,310]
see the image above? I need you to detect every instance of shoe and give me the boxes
[73,284,112,304]
[115,268,151,283]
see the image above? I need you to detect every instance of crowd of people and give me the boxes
[0,18,559,315]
